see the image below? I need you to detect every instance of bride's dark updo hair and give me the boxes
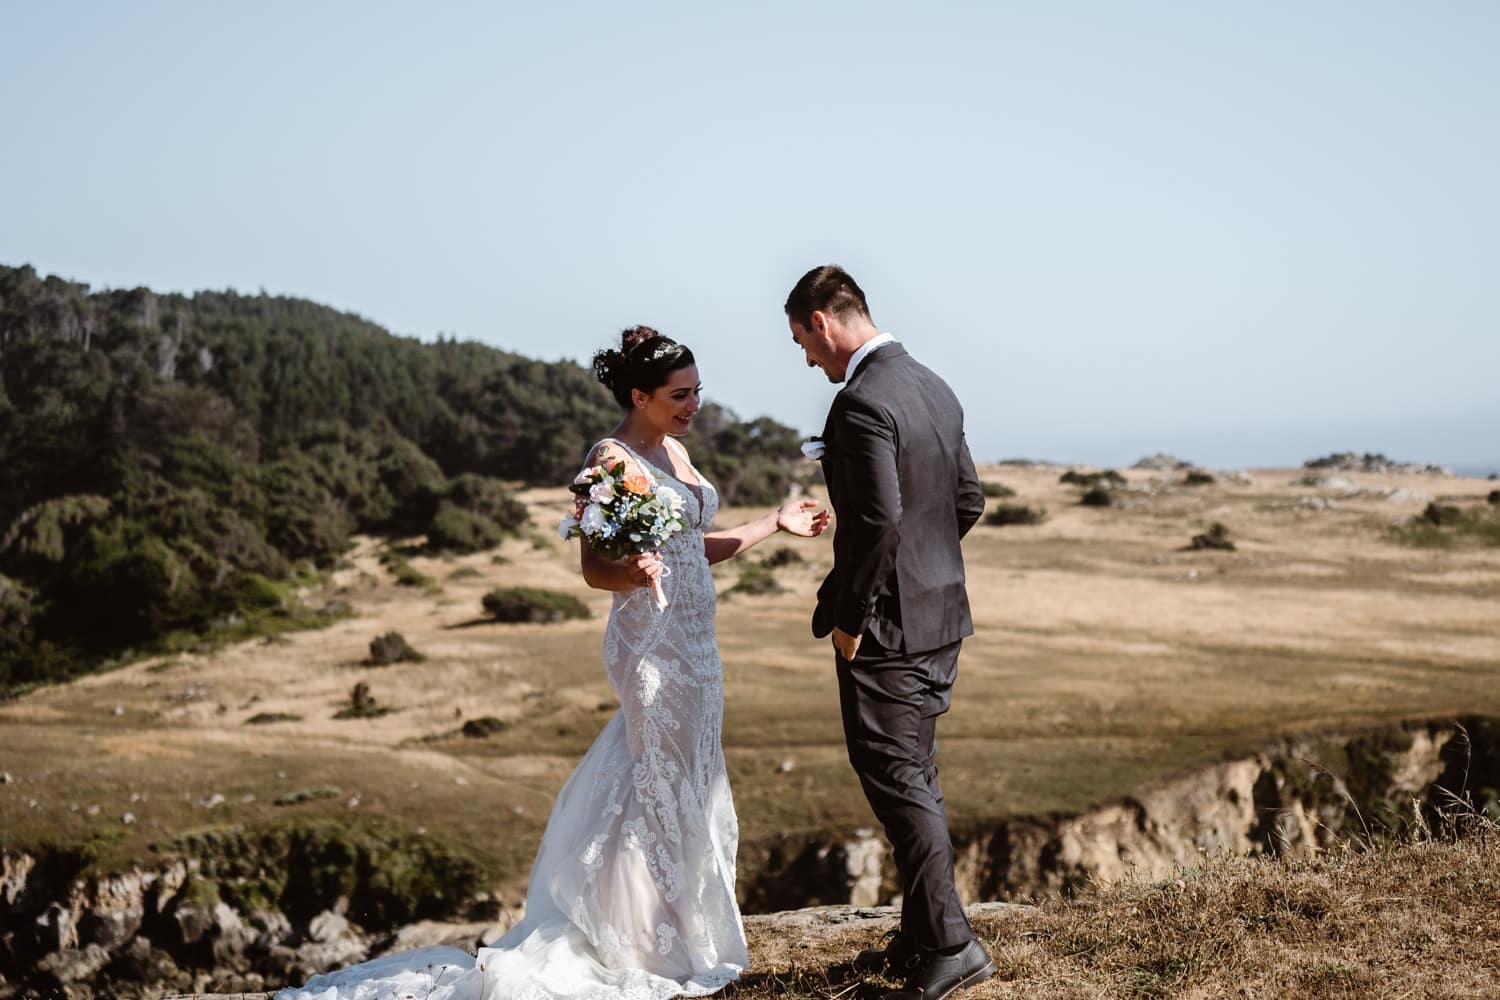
[592,326,696,409]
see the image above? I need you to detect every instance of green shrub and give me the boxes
[273,786,343,806]
[482,586,590,623]
[261,459,357,565]
[388,559,433,587]
[425,503,506,554]
[760,546,804,569]
[1060,469,1126,489]
[229,572,288,612]
[0,493,112,575]
[245,712,302,724]
[1187,523,1236,551]
[461,716,508,738]
[1184,470,1217,486]
[296,429,396,530]
[376,437,449,536]
[445,473,528,527]
[981,481,1016,498]
[986,503,1047,526]
[162,815,490,928]
[47,521,207,650]
[1392,504,1500,549]
[1080,486,1115,507]
[1422,503,1464,526]
[366,631,424,665]
[727,565,783,598]
[334,681,394,719]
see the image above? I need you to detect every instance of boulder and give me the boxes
[209,903,256,973]
[34,942,111,987]
[307,909,350,944]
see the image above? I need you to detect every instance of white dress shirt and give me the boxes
[842,332,895,384]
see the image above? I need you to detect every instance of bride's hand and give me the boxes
[625,551,665,588]
[776,499,830,537]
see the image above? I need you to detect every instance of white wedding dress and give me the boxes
[280,439,746,1000]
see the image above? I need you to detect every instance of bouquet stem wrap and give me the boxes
[650,575,668,611]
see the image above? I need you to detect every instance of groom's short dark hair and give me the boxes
[784,265,871,329]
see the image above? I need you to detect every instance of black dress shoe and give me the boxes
[883,939,996,1000]
[854,929,918,973]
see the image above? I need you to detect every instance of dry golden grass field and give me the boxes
[3,464,1498,903]
[734,834,1500,999]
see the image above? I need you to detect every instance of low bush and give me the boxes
[1080,486,1115,507]
[727,565,784,598]
[163,815,489,928]
[481,587,590,623]
[760,546,804,569]
[425,503,506,554]
[366,631,424,666]
[985,503,1047,526]
[245,712,302,725]
[1422,503,1464,526]
[334,681,394,719]
[273,786,342,806]
[1187,523,1236,551]
[1392,503,1500,549]
[981,481,1016,498]
[461,716,508,738]
[1184,470,1217,486]
[1061,469,1126,489]
[388,559,432,587]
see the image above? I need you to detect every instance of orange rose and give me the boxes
[622,472,652,496]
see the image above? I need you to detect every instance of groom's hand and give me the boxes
[832,627,861,661]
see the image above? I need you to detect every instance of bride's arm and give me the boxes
[581,542,664,592]
[703,500,828,565]
[675,437,828,564]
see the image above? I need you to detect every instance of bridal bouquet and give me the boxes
[559,460,686,610]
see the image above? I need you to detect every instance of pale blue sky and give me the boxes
[4,2,1497,470]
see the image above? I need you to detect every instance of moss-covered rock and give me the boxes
[159,816,490,928]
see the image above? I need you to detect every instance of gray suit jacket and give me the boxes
[813,342,985,654]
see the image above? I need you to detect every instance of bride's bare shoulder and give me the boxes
[585,439,639,477]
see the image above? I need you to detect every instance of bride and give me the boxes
[279,327,829,999]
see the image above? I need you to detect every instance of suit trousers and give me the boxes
[836,636,973,954]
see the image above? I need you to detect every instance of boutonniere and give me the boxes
[801,438,827,461]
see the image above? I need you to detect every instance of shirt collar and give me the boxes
[842,332,895,384]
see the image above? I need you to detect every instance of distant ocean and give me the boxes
[1451,462,1500,479]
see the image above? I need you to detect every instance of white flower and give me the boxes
[558,515,579,539]
[580,503,608,535]
[801,439,826,461]
[590,481,616,504]
[657,484,685,516]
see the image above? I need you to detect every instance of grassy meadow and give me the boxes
[2,463,1498,901]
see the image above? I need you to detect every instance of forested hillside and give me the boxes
[0,264,802,691]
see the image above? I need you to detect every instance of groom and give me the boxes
[785,265,992,1000]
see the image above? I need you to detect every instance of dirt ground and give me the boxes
[2,463,1497,898]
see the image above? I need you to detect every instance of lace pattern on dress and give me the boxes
[275,438,743,1000]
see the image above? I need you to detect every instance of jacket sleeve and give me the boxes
[829,396,902,637]
[955,433,985,538]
